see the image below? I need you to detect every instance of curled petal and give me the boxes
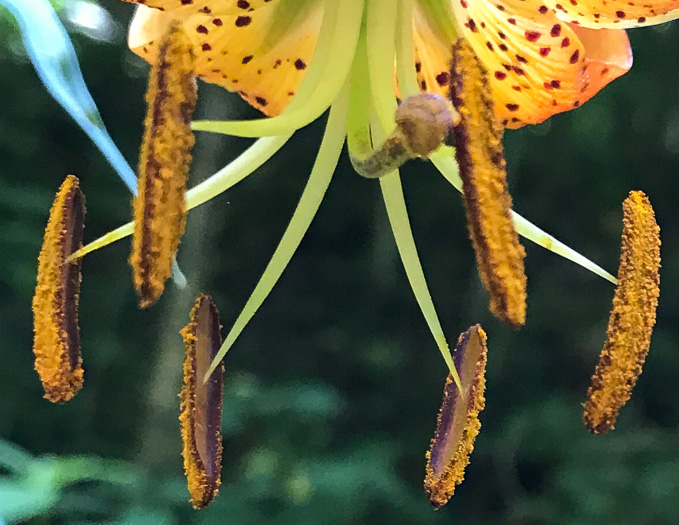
[180,294,224,509]
[33,175,85,403]
[584,191,661,434]
[130,23,196,307]
[450,39,527,329]
[544,0,679,29]
[425,325,488,509]
[128,3,322,116]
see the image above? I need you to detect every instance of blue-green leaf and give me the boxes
[0,0,138,193]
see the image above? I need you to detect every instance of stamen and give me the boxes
[583,191,660,434]
[425,325,487,509]
[32,175,86,403]
[204,84,350,381]
[180,293,224,509]
[450,39,527,329]
[130,23,197,308]
[67,135,291,262]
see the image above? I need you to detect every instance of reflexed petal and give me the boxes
[121,0,279,15]
[544,0,679,29]
[569,25,632,102]
[129,3,323,116]
[414,0,631,127]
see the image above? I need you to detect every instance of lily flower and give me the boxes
[71,0,679,383]
[30,0,674,510]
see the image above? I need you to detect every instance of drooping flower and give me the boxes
[72,0,678,380]
[52,0,677,509]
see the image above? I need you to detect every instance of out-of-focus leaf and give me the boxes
[0,0,137,193]
[0,440,32,474]
[0,481,59,523]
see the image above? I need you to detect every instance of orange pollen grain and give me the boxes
[584,191,661,434]
[425,325,487,509]
[32,175,86,403]
[449,39,527,329]
[130,23,197,308]
[179,293,224,509]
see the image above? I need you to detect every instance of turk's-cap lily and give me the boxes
[40,0,678,510]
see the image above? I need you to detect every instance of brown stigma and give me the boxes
[180,293,224,509]
[32,175,86,403]
[449,39,527,329]
[425,324,487,509]
[584,191,661,434]
[130,23,197,308]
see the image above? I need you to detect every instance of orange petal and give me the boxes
[414,1,631,128]
[568,25,632,103]
[129,3,322,116]
[121,0,279,15]
[544,0,679,29]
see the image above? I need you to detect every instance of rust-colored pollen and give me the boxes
[130,23,197,308]
[32,175,86,403]
[425,325,487,509]
[584,191,661,434]
[449,39,527,329]
[180,294,224,509]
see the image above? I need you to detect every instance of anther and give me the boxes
[180,293,225,509]
[584,191,660,434]
[33,175,86,403]
[450,38,527,329]
[425,325,487,509]
[130,23,197,308]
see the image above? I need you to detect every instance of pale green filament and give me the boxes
[430,151,617,284]
[394,10,617,285]
[68,135,291,261]
[351,10,462,388]
[204,85,351,381]
[191,0,364,138]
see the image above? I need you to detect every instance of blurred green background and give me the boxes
[2,2,679,524]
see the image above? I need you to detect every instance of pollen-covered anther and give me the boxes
[130,22,197,308]
[32,175,86,403]
[450,38,527,329]
[425,324,487,509]
[583,191,661,435]
[180,293,225,509]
